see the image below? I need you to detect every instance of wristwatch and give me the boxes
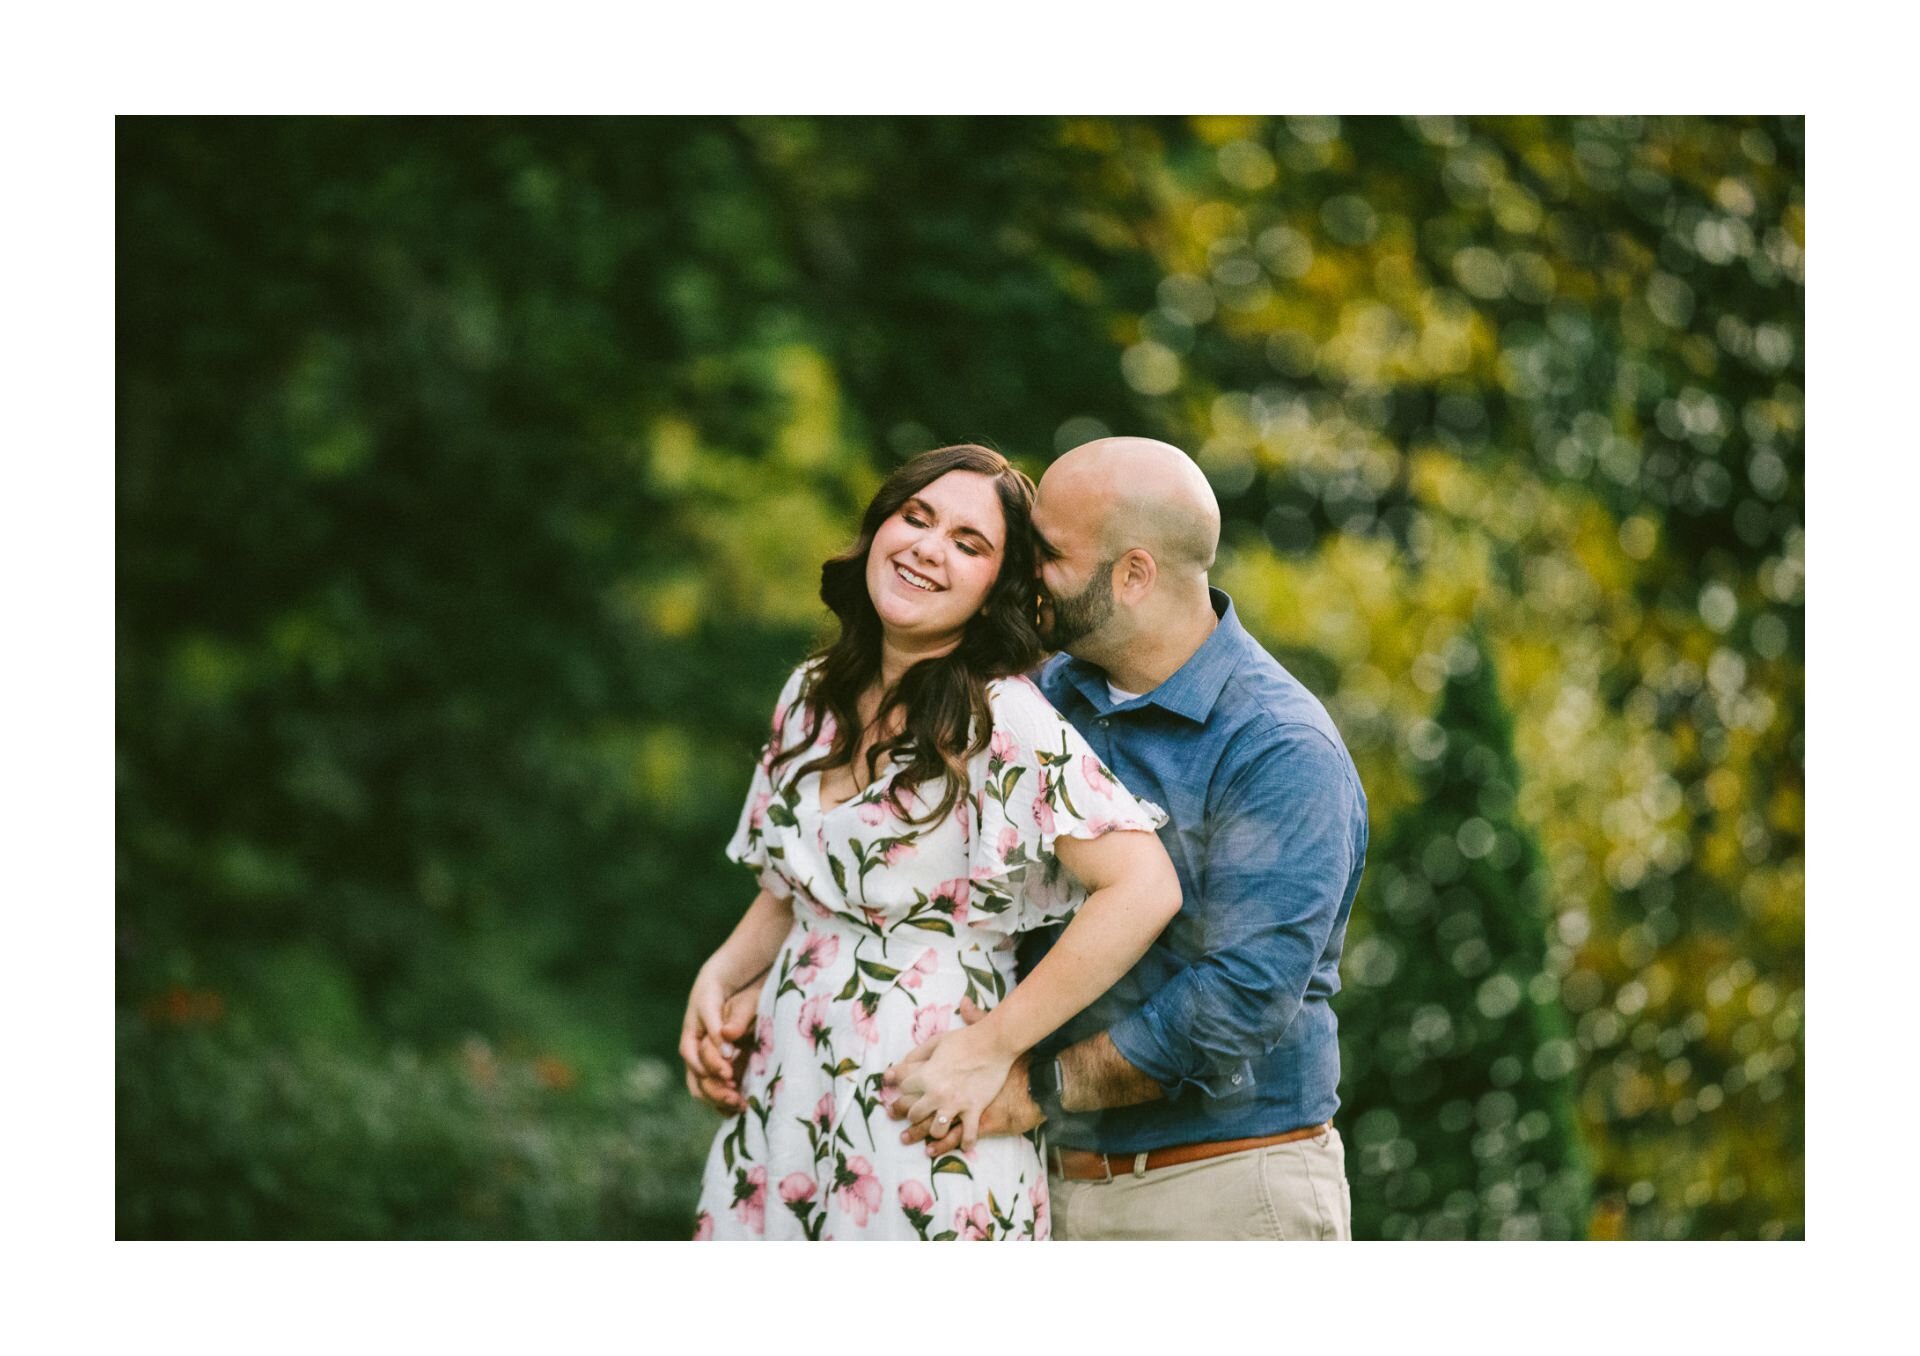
[1028,1055,1066,1117]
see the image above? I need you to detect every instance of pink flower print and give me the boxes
[990,728,1018,764]
[790,931,840,987]
[882,838,918,868]
[899,949,939,991]
[798,995,832,1051]
[1032,794,1056,837]
[899,1178,936,1237]
[954,1201,993,1240]
[850,996,881,1045]
[911,1004,953,1045]
[833,1154,884,1227]
[692,1210,714,1240]
[1084,817,1114,837]
[733,1164,768,1234]
[770,702,788,739]
[779,1173,817,1206]
[931,877,971,926]
[857,798,888,827]
[1032,1177,1051,1239]
[810,1092,835,1137]
[750,1014,773,1077]
[996,825,1021,860]
[860,904,889,932]
[1081,754,1116,797]
[749,788,772,829]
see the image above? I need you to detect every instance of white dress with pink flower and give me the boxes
[692,665,1166,1241]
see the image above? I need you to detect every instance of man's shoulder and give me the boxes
[1214,639,1325,729]
[1210,644,1360,791]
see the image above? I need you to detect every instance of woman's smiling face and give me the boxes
[864,470,1007,644]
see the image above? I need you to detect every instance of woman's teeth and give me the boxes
[896,564,939,592]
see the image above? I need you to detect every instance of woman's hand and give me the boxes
[889,999,1046,1155]
[882,1021,1019,1151]
[680,965,756,1113]
[679,888,791,1111]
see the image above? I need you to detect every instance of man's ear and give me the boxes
[1116,548,1157,600]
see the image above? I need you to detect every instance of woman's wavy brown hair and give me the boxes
[768,444,1044,826]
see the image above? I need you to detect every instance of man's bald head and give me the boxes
[1043,437,1220,574]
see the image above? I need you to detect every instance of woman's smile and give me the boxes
[892,560,943,593]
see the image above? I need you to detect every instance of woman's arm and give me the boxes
[680,887,792,1108]
[973,829,1180,1055]
[885,829,1180,1146]
[702,886,794,991]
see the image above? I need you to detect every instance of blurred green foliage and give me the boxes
[117,115,1802,1239]
[1341,633,1589,1238]
[117,1015,710,1239]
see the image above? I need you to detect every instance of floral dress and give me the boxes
[692,665,1166,1241]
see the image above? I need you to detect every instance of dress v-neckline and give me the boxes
[812,756,901,816]
[808,700,903,816]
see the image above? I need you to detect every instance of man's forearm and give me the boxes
[1057,1031,1164,1114]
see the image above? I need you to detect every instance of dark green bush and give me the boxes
[117,1014,715,1239]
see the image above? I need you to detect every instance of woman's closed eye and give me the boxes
[905,510,984,556]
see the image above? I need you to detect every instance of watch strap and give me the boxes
[1028,1055,1066,1111]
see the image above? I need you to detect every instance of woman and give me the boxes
[683,444,1179,1241]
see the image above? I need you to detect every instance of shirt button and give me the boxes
[1231,1074,1244,1086]
[1098,718,1110,728]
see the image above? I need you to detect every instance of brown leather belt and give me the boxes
[1049,1124,1331,1182]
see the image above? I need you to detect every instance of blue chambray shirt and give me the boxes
[1022,588,1368,1153]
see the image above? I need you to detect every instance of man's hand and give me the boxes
[680,981,759,1114]
[887,999,1045,1155]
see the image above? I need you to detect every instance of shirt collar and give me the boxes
[1058,588,1245,724]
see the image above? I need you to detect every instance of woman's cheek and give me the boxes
[960,559,998,613]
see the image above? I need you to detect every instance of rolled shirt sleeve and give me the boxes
[1106,721,1360,1101]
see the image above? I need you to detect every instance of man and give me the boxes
[891,435,1368,1240]
[690,436,1367,1240]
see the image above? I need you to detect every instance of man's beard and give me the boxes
[1040,561,1117,652]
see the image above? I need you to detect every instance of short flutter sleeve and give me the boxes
[724,664,812,901]
[967,675,1168,933]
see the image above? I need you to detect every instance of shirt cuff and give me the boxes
[1108,1008,1256,1103]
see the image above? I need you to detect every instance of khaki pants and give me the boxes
[1048,1126,1352,1241]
